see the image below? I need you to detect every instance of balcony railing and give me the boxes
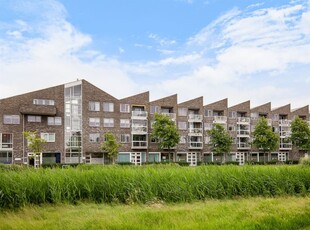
[213,116,227,123]
[132,141,148,149]
[237,130,250,136]
[131,126,148,134]
[280,131,291,138]
[188,128,203,136]
[188,142,203,149]
[279,119,291,126]
[237,117,250,123]
[279,143,292,150]
[188,114,203,121]
[161,113,176,120]
[237,143,251,149]
[132,111,148,119]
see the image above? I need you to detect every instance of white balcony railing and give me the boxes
[279,143,292,150]
[161,113,176,120]
[237,117,251,123]
[131,126,148,134]
[132,111,148,119]
[237,130,250,136]
[132,141,148,149]
[280,131,291,138]
[188,142,203,149]
[213,116,227,123]
[188,128,203,135]
[279,119,291,126]
[237,143,251,149]
[188,114,203,121]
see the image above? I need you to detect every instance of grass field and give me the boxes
[0,196,310,229]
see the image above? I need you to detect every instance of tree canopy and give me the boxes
[151,113,180,150]
[101,133,121,164]
[252,117,279,153]
[207,123,233,156]
[290,116,310,152]
[23,131,46,155]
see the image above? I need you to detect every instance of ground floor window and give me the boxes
[0,151,12,164]
[42,152,61,164]
[148,152,160,163]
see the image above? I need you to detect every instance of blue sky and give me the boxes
[1,0,310,109]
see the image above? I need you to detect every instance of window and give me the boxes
[178,121,187,130]
[229,111,237,118]
[251,113,259,120]
[120,104,130,113]
[33,99,55,106]
[150,105,160,114]
[3,115,20,124]
[103,102,114,112]
[205,109,213,117]
[0,133,13,149]
[41,133,55,142]
[89,133,100,143]
[28,115,41,123]
[120,134,130,143]
[120,119,130,128]
[89,101,100,111]
[272,114,279,121]
[179,136,187,143]
[89,117,100,127]
[104,118,114,127]
[178,108,187,116]
[48,117,62,125]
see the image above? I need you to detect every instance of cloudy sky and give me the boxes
[0,0,310,109]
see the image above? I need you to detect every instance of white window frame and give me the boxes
[120,104,130,113]
[3,115,20,124]
[103,102,114,112]
[178,108,187,116]
[40,133,55,142]
[178,121,187,130]
[27,115,41,123]
[229,111,237,118]
[33,99,55,106]
[48,117,62,125]
[120,134,130,143]
[89,133,100,143]
[89,101,100,111]
[150,105,160,114]
[120,119,130,128]
[104,118,114,127]
[89,117,100,127]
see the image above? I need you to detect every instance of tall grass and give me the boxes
[0,165,309,209]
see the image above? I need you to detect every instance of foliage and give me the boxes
[290,116,310,152]
[151,113,180,150]
[252,117,279,153]
[1,197,310,230]
[300,156,310,166]
[207,123,233,158]
[23,131,46,155]
[101,133,121,164]
[0,165,309,209]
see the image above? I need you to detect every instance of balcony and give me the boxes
[161,112,176,120]
[132,111,148,119]
[188,141,203,149]
[237,117,250,124]
[237,142,251,149]
[279,143,292,150]
[280,131,291,138]
[213,116,227,123]
[132,141,148,149]
[279,119,291,126]
[237,130,250,136]
[188,128,203,136]
[188,114,203,122]
[131,126,148,134]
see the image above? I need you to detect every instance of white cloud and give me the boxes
[148,33,176,46]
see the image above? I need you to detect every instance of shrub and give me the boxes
[224,161,239,165]
[300,157,310,166]
[176,162,190,166]
[285,160,299,165]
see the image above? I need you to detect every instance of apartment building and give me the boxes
[0,79,309,165]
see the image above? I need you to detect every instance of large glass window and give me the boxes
[104,118,114,127]
[120,134,130,143]
[41,133,56,142]
[120,104,130,113]
[48,117,62,125]
[89,101,100,111]
[103,102,114,112]
[0,133,13,149]
[178,108,187,116]
[3,115,20,124]
[120,119,130,128]
[150,105,160,114]
[89,118,100,127]
[28,115,41,123]
[33,99,55,106]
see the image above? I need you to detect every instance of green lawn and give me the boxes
[1,196,310,230]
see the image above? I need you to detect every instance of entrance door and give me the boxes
[278,152,286,162]
[236,152,245,165]
[131,152,141,165]
[187,152,197,166]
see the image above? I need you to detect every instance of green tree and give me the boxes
[290,116,310,155]
[23,131,46,155]
[101,133,121,164]
[207,123,233,163]
[151,113,180,153]
[252,117,279,163]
